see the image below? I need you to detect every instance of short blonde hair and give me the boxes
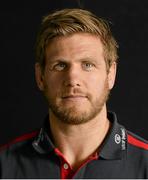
[35,8,118,72]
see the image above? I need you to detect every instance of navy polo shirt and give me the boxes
[0,112,148,178]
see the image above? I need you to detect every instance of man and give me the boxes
[0,8,148,179]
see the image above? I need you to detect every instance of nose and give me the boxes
[63,65,81,87]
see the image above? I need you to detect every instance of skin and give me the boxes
[35,33,116,169]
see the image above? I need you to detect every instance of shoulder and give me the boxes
[0,130,39,156]
[126,130,148,169]
[0,130,40,178]
[127,130,148,151]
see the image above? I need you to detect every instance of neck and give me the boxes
[49,105,110,169]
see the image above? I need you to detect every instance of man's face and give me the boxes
[35,33,116,125]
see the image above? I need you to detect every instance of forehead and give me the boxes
[45,33,104,62]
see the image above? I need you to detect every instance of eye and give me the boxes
[82,62,95,71]
[54,62,67,71]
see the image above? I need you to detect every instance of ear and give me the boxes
[35,63,45,91]
[107,62,117,90]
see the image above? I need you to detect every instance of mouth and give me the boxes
[62,95,88,100]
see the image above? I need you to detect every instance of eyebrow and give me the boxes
[47,58,70,64]
[47,56,101,65]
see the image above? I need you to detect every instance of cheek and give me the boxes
[85,74,108,97]
[86,74,106,89]
[44,74,63,94]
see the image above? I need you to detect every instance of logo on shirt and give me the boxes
[115,134,121,144]
[121,128,126,150]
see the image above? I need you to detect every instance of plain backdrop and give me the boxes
[0,0,148,145]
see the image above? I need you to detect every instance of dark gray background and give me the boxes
[0,0,148,145]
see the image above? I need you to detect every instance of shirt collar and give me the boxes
[99,112,127,160]
[32,115,55,154]
[32,112,127,160]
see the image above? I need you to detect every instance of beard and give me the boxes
[44,78,110,125]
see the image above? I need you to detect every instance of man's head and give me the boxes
[35,8,118,73]
[35,9,118,125]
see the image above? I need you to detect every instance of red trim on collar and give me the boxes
[128,134,148,150]
[54,148,98,179]
[0,131,39,151]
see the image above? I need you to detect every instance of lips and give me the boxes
[62,95,87,99]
